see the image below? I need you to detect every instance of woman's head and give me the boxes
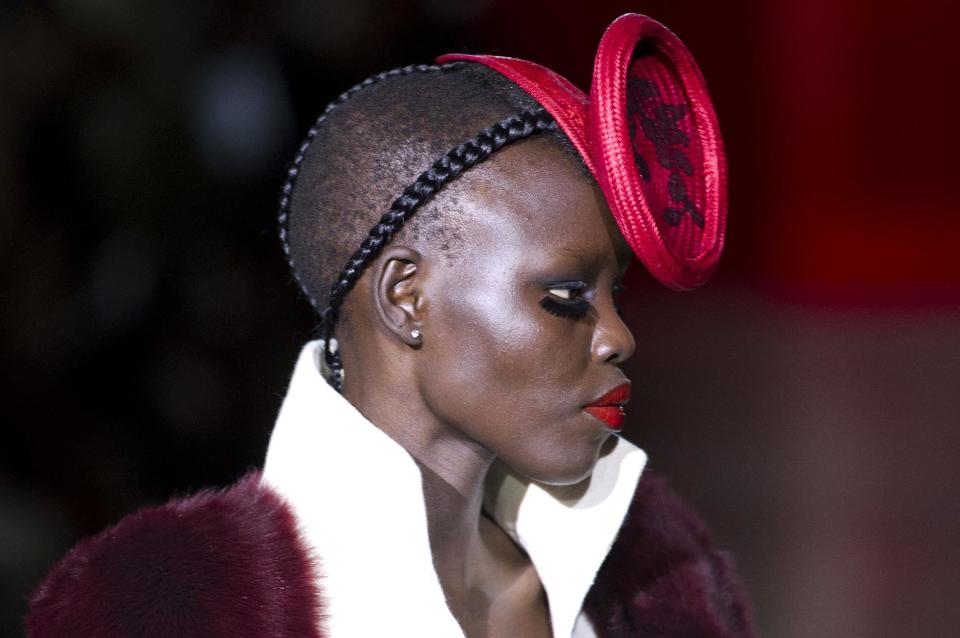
[277,13,729,486]
[280,62,633,483]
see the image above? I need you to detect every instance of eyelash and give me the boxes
[538,282,626,320]
[539,295,590,319]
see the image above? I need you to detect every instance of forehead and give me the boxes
[449,136,631,272]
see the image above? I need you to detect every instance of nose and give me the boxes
[590,297,635,365]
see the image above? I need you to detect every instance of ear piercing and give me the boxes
[410,329,422,340]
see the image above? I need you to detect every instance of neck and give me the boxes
[343,366,498,604]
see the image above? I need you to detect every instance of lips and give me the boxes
[584,383,631,430]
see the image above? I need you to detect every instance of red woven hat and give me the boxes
[438,14,726,290]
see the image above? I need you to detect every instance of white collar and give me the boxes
[262,341,647,637]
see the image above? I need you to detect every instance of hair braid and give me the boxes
[321,105,556,391]
[277,63,464,312]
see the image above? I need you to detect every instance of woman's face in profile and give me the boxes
[413,135,636,485]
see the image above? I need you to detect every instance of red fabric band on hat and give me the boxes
[435,53,597,177]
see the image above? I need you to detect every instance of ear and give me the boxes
[371,245,424,347]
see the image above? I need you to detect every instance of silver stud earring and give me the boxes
[410,329,422,340]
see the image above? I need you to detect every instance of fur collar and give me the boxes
[586,473,758,637]
[26,474,323,638]
[26,474,758,637]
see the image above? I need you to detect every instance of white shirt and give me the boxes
[262,340,647,637]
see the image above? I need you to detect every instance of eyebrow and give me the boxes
[553,244,612,270]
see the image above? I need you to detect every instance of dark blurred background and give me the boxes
[2,1,958,636]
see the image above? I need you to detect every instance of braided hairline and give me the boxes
[277,62,464,313]
[321,106,557,391]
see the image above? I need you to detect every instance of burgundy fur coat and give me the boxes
[26,471,757,637]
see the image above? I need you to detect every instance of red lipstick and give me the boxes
[584,383,630,430]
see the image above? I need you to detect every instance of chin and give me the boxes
[508,436,608,486]
[532,466,595,487]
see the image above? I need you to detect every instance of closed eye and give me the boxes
[539,281,626,321]
[540,282,589,320]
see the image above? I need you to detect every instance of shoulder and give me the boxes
[26,473,324,638]
[584,471,759,638]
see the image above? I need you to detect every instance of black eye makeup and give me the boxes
[539,281,590,320]
[538,279,627,321]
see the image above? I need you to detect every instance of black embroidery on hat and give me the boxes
[626,74,654,182]
[627,76,703,228]
[665,172,704,227]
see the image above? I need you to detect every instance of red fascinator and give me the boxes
[438,14,726,290]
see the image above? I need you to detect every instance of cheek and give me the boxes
[428,285,577,403]
[416,280,592,456]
